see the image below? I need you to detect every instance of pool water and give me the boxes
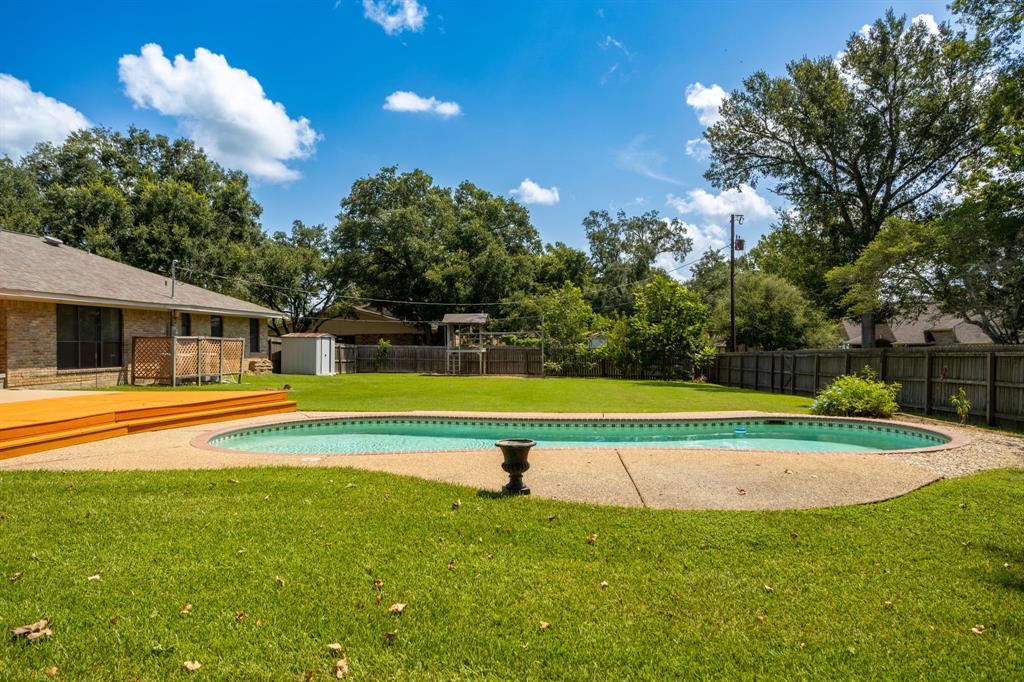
[209,417,948,455]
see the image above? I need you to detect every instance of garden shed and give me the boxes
[280,332,336,375]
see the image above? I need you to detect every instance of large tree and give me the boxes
[333,167,541,324]
[253,221,349,335]
[705,11,994,261]
[583,209,692,313]
[0,127,266,298]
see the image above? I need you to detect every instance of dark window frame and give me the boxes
[56,304,123,370]
[249,318,260,353]
[210,315,223,338]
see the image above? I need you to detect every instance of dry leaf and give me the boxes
[883,600,893,609]
[180,603,193,616]
[10,571,23,582]
[275,576,286,587]
[486,553,494,560]
[11,618,51,639]
[334,658,349,678]
[547,515,557,521]
[26,629,53,642]
[737,488,747,496]
[235,549,246,556]
[755,615,767,623]
[45,666,58,677]
[108,616,119,626]
[182,660,202,672]
[447,560,456,570]
[538,620,551,631]
[585,534,598,544]
[383,630,398,642]
[971,624,986,635]
[372,579,384,589]
[228,479,240,484]
[233,611,248,622]
[763,584,774,593]
[327,642,344,653]
[86,574,101,581]
[600,580,609,589]
[451,499,462,510]
[388,603,406,615]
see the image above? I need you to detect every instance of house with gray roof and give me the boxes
[840,305,993,348]
[0,230,279,388]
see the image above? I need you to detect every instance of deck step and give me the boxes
[0,422,129,460]
[123,400,298,432]
[114,391,290,421]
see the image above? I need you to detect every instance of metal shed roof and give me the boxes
[441,313,489,324]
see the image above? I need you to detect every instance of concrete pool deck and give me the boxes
[3,409,1021,510]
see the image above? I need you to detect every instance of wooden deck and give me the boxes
[0,391,296,460]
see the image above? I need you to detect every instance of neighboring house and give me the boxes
[317,305,427,345]
[840,306,993,348]
[0,230,278,388]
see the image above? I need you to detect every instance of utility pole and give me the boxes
[729,214,744,352]
[171,259,179,299]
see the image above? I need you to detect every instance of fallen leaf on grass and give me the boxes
[447,560,457,570]
[585,534,598,544]
[451,499,462,510]
[235,549,246,556]
[486,553,494,560]
[547,515,557,522]
[755,615,767,623]
[182,660,202,672]
[388,603,406,615]
[86,574,101,581]
[234,612,248,622]
[883,600,893,609]
[383,630,398,642]
[10,571,23,582]
[600,581,609,589]
[228,479,240,484]
[334,658,349,678]
[372,579,384,589]
[538,621,551,631]
[108,616,119,626]
[274,576,286,587]
[763,585,774,593]
[180,604,193,616]
[327,642,343,653]
[11,618,51,641]
[971,624,986,635]
[45,666,58,677]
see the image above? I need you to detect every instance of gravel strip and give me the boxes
[886,414,1024,477]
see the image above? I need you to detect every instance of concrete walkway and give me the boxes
[3,409,1017,510]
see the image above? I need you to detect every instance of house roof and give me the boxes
[441,313,489,325]
[0,230,279,318]
[841,306,992,346]
[281,332,333,338]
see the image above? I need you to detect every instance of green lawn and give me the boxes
[118,373,814,413]
[1,468,1021,679]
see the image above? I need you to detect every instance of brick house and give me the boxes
[0,230,278,388]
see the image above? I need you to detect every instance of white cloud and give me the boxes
[510,178,560,205]
[363,0,427,35]
[614,135,682,185]
[666,184,773,221]
[118,44,318,183]
[0,74,90,159]
[655,220,727,280]
[599,35,631,57]
[685,82,727,126]
[912,13,940,36]
[685,137,710,161]
[383,90,461,117]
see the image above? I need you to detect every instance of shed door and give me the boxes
[320,339,331,374]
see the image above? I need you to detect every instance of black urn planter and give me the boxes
[495,438,536,495]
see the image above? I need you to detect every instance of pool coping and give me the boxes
[192,411,968,458]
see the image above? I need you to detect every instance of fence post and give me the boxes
[813,353,820,393]
[879,348,888,382]
[986,351,996,426]
[171,336,177,387]
[844,353,852,376]
[923,349,932,415]
[218,339,224,383]
[790,353,796,394]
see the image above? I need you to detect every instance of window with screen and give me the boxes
[210,315,223,337]
[57,305,122,370]
[249,318,260,353]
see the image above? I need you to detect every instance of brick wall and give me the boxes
[1,301,268,388]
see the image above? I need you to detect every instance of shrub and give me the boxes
[810,366,901,418]
[949,387,972,424]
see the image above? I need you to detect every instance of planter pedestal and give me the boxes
[495,438,536,495]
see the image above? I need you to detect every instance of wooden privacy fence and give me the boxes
[711,346,1024,429]
[132,336,245,386]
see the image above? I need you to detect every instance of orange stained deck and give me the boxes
[0,390,297,460]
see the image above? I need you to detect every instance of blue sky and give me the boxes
[1,0,951,269]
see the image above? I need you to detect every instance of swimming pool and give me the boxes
[207,416,950,455]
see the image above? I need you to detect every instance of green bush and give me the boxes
[810,366,901,418]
